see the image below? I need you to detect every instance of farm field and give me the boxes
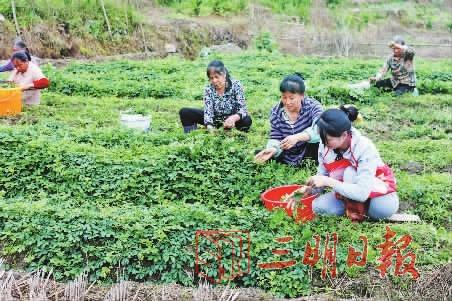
[0,53,451,299]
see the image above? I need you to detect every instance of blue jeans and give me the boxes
[312,167,399,220]
[312,191,399,220]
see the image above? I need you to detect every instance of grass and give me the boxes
[0,0,141,38]
[327,0,452,32]
[0,52,450,298]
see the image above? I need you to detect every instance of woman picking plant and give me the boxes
[287,105,399,222]
[179,60,252,133]
[255,73,323,167]
[8,52,49,105]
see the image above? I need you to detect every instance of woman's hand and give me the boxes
[389,41,404,49]
[206,124,215,133]
[280,134,299,150]
[254,148,276,164]
[286,186,313,211]
[306,175,335,189]
[224,114,240,129]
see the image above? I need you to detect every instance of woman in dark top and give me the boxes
[179,60,252,133]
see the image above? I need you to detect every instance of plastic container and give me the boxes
[261,184,317,223]
[0,87,22,116]
[120,113,151,132]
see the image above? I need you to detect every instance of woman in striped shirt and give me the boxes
[255,73,323,167]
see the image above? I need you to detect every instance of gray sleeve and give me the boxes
[266,139,282,157]
[303,120,320,143]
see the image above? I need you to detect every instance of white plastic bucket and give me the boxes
[348,80,371,90]
[120,113,151,132]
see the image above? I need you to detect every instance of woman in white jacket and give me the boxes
[289,105,399,222]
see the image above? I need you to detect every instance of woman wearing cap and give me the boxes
[254,73,323,167]
[179,60,252,133]
[288,105,398,222]
[369,36,416,96]
[8,52,49,105]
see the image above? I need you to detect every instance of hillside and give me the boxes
[0,0,451,59]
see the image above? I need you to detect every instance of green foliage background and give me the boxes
[0,0,141,39]
[0,53,450,297]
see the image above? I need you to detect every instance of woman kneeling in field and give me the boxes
[179,60,252,133]
[254,73,323,167]
[8,52,49,105]
[288,105,399,222]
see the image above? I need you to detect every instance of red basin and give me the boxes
[261,184,317,223]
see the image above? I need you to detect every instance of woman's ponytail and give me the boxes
[340,105,362,123]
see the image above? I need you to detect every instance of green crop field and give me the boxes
[0,53,450,298]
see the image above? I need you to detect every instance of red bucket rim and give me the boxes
[260,184,303,203]
[260,184,317,222]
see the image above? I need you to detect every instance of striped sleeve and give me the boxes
[269,107,284,140]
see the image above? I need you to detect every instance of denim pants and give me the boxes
[312,167,399,220]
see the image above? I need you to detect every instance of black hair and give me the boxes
[13,40,31,61]
[280,72,305,94]
[339,105,359,122]
[11,51,30,62]
[316,105,359,145]
[206,60,232,91]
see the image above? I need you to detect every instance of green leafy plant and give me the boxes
[0,53,450,298]
[254,32,277,53]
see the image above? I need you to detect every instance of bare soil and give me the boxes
[1,264,450,301]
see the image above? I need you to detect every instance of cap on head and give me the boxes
[391,35,405,46]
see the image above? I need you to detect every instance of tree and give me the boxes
[11,0,21,36]
[99,0,113,38]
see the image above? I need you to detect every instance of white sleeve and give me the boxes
[30,64,45,81]
[333,144,378,202]
[316,143,328,176]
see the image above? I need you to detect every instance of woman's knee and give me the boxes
[179,108,203,126]
[313,193,345,216]
[179,107,191,118]
[368,192,399,220]
[179,108,189,122]
[236,115,252,132]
